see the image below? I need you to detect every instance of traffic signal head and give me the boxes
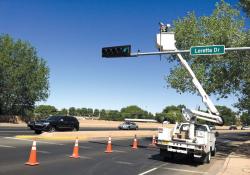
[102,45,131,58]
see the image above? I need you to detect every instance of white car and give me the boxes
[241,125,250,130]
[118,122,138,130]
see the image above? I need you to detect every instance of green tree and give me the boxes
[240,0,250,17]
[0,35,49,115]
[76,108,82,116]
[166,1,250,114]
[155,113,166,123]
[162,105,184,123]
[87,108,93,117]
[93,109,100,117]
[57,108,68,115]
[106,110,122,121]
[78,108,88,116]
[69,107,77,116]
[240,112,250,125]
[120,105,148,119]
[99,109,107,119]
[216,105,236,125]
[34,105,57,119]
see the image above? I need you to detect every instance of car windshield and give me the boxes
[46,116,61,121]
[124,122,131,125]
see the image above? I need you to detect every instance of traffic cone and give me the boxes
[149,135,156,147]
[70,137,80,158]
[132,135,138,149]
[25,140,39,166]
[105,136,113,153]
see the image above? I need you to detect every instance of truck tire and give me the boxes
[187,153,194,160]
[35,130,42,134]
[160,148,167,156]
[49,126,56,132]
[160,149,173,160]
[202,151,211,164]
[211,147,216,156]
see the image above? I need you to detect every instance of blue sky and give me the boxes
[0,0,246,113]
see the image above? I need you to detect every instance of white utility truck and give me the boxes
[155,23,224,163]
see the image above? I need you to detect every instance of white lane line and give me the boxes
[0,145,16,148]
[79,146,91,149]
[66,155,92,159]
[138,168,157,175]
[113,150,126,153]
[163,167,207,174]
[116,161,134,165]
[138,163,168,175]
[37,150,51,154]
[3,137,64,145]
[79,156,92,159]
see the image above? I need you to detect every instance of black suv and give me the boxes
[33,116,79,134]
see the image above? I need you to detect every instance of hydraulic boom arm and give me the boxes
[156,24,224,126]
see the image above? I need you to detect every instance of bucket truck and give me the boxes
[156,24,224,163]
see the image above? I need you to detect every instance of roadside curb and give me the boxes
[216,154,231,175]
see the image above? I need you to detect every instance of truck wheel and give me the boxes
[160,148,167,159]
[160,149,173,160]
[211,147,216,156]
[203,151,211,164]
[49,126,56,132]
[35,130,42,134]
[188,153,194,160]
[72,125,79,131]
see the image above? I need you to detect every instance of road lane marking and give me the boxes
[0,145,16,148]
[138,168,157,175]
[37,150,51,154]
[138,163,168,175]
[79,156,92,159]
[116,161,134,165]
[4,137,64,145]
[66,155,92,159]
[79,146,91,149]
[163,167,207,174]
[113,150,126,153]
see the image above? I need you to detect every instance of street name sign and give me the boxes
[190,45,225,55]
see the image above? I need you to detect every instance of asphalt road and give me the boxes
[1,129,248,175]
[0,126,157,137]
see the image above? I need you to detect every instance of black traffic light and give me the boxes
[102,45,131,58]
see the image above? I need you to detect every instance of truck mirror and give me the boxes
[215,132,219,137]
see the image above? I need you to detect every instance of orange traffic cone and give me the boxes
[105,136,113,153]
[70,137,80,158]
[149,135,156,147]
[25,140,39,166]
[132,135,138,149]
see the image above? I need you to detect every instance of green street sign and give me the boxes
[190,45,225,55]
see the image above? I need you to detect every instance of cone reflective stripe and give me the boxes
[25,140,39,166]
[70,137,80,158]
[105,136,112,153]
[132,135,138,149]
[149,135,157,147]
[152,135,156,144]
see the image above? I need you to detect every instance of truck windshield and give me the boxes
[195,125,207,131]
